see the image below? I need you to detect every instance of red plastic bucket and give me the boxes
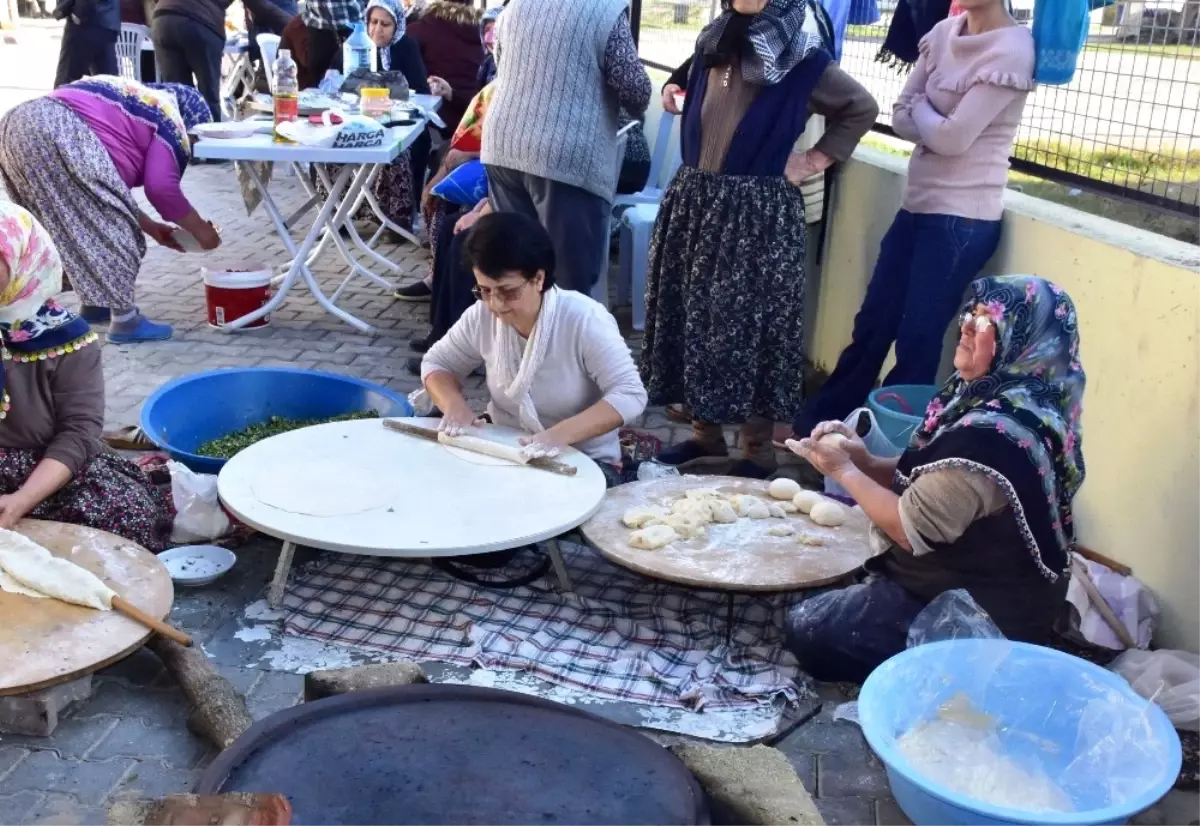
[203,267,272,329]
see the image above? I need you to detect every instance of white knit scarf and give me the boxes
[493,286,560,434]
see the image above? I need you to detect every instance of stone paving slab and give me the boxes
[0,75,1193,825]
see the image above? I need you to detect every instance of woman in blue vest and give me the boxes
[641,0,877,478]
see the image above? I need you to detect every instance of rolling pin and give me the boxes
[382,419,578,477]
[112,596,193,647]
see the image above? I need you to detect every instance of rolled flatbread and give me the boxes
[0,528,116,610]
[437,432,529,466]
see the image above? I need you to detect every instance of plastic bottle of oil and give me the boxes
[272,49,299,143]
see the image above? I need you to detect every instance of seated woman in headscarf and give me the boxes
[0,204,174,551]
[784,275,1085,683]
[0,77,218,344]
[419,212,647,487]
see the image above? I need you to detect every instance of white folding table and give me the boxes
[193,120,427,333]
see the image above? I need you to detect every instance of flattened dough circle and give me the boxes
[252,459,398,516]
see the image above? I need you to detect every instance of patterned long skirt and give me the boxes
[0,449,175,552]
[641,166,809,424]
[0,97,145,310]
[314,151,415,232]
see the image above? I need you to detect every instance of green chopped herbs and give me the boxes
[196,410,380,459]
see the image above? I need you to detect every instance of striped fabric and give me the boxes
[282,542,804,712]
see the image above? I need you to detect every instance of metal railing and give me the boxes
[633,0,1200,218]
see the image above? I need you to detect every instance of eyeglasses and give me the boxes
[472,281,531,304]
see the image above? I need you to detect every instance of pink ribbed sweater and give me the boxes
[892,15,1035,221]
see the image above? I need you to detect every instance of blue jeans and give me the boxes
[794,210,1001,436]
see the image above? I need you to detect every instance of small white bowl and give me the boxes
[157,545,236,587]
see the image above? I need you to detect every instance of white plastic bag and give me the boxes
[1111,649,1200,731]
[1065,554,1159,650]
[169,461,231,543]
[824,407,905,499]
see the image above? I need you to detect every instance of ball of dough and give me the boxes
[767,478,802,501]
[767,524,795,537]
[744,501,771,520]
[661,513,707,539]
[709,501,738,524]
[809,500,847,527]
[622,506,665,528]
[792,490,824,514]
[629,524,678,550]
[685,488,723,501]
[766,502,787,519]
[796,533,825,546]
[819,433,849,449]
[778,500,799,514]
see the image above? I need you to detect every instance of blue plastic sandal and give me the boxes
[106,317,174,344]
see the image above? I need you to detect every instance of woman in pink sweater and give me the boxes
[0,76,220,344]
[792,1,1034,440]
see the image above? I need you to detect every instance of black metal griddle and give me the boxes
[195,684,709,826]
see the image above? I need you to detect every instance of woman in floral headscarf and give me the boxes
[783,275,1086,683]
[0,204,174,550]
[0,76,219,344]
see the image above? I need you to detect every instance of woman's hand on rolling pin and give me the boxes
[662,83,683,115]
[0,491,35,530]
[438,403,484,437]
[518,429,566,461]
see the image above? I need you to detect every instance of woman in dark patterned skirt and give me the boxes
[0,203,174,551]
[641,0,876,478]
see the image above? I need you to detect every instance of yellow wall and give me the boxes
[818,148,1200,652]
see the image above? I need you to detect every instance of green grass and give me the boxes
[862,135,1199,244]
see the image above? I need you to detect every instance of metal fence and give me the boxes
[633,0,1200,218]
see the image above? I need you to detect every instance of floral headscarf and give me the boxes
[900,275,1086,581]
[65,76,211,173]
[695,0,826,86]
[366,0,405,70]
[0,204,96,420]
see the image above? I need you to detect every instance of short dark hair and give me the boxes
[465,211,556,291]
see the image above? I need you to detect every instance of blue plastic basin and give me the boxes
[867,384,938,450]
[859,640,1181,826]
[140,367,413,474]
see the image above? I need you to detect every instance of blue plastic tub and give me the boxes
[867,384,938,450]
[859,640,1182,826]
[140,367,413,474]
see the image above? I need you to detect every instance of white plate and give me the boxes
[193,122,259,140]
[157,545,236,587]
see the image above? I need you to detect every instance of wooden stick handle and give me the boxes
[381,419,578,477]
[1076,545,1132,577]
[112,596,193,647]
[1069,559,1137,649]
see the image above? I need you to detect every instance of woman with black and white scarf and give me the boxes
[641,0,877,479]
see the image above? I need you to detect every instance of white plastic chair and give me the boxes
[613,112,680,211]
[257,33,281,93]
[592,121,638,307]
[117,23,152,82]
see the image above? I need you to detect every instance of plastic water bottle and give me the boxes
[342,21,376,76]
[272,49,299,143]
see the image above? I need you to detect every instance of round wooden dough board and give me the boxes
[580,476,879,592]
[0,520,173,696]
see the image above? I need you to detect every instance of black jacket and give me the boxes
[155,0,291,41]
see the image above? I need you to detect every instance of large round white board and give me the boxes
[218,418,608,558]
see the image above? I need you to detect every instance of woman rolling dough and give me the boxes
[418,212,648,486]
[0,204,173,550]
[783,276,1085,682]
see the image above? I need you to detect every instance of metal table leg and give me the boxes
[546,539,574,592]
[268,541,297,609]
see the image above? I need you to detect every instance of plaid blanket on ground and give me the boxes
[282,543,803,712]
